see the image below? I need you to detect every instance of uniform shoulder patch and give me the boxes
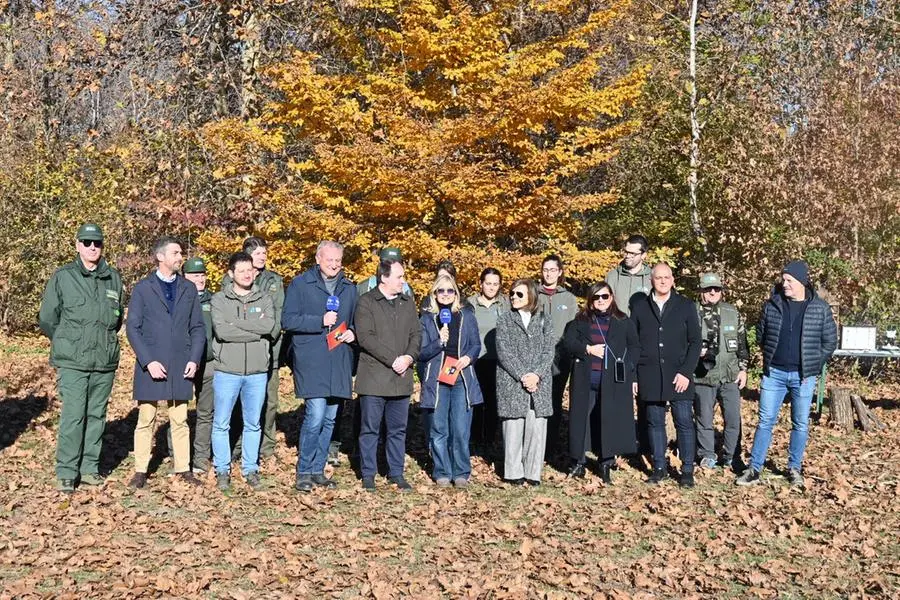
[105,289,119,301]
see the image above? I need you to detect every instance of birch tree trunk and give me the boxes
[687,0,707,255]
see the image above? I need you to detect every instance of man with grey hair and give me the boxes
[282,241,358,491]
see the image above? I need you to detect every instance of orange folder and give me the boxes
[438,356,461,385]
[326,322,348,351]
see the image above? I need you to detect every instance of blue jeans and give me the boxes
[296,397,339,476]
[749,368,816,472]
[428,383,473,481]
[212,372,267,475]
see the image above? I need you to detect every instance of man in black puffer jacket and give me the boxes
[737,260,837,488]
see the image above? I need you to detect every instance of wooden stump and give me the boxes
[830,386,855,432]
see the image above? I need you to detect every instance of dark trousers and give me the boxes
[646,399,696,474]
[191,361,215,470]
[545,371,569,458]
[569,373,601,464]
[636,401,650,457]
[358,395,409,478]
[694,382,742,464]
[471,359,499,446]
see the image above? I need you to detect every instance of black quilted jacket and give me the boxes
[758,285,837,378]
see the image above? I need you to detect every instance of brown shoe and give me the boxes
[177,472,202,486]
[128,472,148,489]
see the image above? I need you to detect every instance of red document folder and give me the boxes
[326,322,348,351]
[438,356,461,385]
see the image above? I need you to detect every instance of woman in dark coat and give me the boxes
[562,281,639,483]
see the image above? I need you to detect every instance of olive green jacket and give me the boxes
[38,257,124,372]
[211,283,278,375]
[223,269,285,366]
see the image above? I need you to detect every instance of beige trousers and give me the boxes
[134,401,190,473]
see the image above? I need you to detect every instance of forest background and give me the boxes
[0,0,897,334]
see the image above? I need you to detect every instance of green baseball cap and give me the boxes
[183,257,207,273]
[378,247,403,261]
[76,223,104,241]
[699,272,724,289]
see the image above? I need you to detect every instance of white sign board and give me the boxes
[841,326,877,351]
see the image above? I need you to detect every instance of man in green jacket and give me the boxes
[183,257,215,473]
[537,254,578,462]
[38,223,123,494]
[605,234,652,317]
[227,236,285,460]
[211,252,278,491]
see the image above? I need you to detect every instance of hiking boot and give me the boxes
[787,469,805,488]
[525,479,541,487]
[311,474,337,489]
[79,473,104,486]
[327,441,341,466]
[735,467,761,486]
[56,478,75,494]
[389,475,413,492]
[504,478,525,487]
[178,472,202,486]
[698,457,718,470]
[679,472,696,488]
[216,473,231,491]
[730,458,748,474]
[434,478,451,488]
[362,476,376,492]
[192,462,210,475]
[245,472,262,490]
[452,478,469,489]
[128,472,148,489]
[295,475,314,492]
[647,468,667,485]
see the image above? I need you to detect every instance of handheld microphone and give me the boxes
[439,308,452,326]
[326,295,340,331]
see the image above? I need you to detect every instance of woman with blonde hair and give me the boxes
[417,275,483,487]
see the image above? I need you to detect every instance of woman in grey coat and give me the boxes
[496,278,556,486]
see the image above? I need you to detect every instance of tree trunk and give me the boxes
[687,0,707,256]
[829,386,854,432]
[851,395,886,433]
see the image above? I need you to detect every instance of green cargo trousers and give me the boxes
[191,361,215,471]
[56,367,116,480]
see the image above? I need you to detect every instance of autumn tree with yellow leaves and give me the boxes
[199,0,648,293]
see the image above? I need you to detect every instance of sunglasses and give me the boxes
[592,293,611,300]
[436,288,456,295]
[79,239,103,248]
[510,290,526,299]
[703,287,723,293]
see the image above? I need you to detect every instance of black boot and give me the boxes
[567,461,586,479]
[600,463,612,484]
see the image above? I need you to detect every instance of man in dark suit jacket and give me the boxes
[631,263,702,487]
[126,236,205,489]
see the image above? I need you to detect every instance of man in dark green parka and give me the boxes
[38,223,123,494]
[183,257,215,473]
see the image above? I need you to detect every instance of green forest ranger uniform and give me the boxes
[38,230,123,488]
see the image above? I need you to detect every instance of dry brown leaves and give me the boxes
[0,335,898,598]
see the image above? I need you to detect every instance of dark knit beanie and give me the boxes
[782,260,810,285]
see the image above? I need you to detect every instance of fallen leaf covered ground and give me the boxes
[1,335,897,598]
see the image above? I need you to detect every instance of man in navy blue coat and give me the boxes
[126,236,205,488]
[282,240,357,491]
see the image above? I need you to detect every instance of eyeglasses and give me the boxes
[436,288,456,295]
[592,293,611,300]
[703,287,723,293]
[623,249,644,257]
[541,267,560,273]
[79,239,103,248]
[510,290,526,299]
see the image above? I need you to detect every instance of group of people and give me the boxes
[39,226,837,495]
